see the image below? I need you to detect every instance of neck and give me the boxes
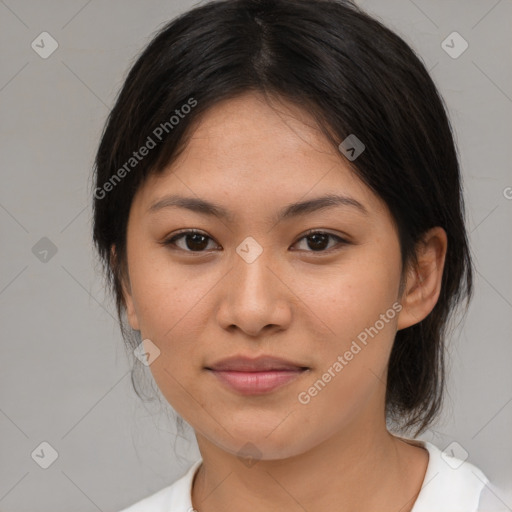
[191,415,428,512]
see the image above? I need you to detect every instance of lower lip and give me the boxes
[208,369,306,395]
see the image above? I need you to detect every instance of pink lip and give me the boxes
[205,355,310,395]
[208,369,307,395]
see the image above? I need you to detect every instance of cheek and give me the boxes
[129,264,213,421]
[127,250,217,381]
[299,246,401,340]
[295,247,401,401]
[128,248,208,336]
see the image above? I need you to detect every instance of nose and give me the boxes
[215,245,293,338]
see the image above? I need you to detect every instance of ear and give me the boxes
[111,245,140,331]
[397,227,448,330]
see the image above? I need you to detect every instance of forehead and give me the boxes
[133,92,389,221]
[185,92,338,171]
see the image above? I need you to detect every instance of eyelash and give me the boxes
[160,229,349,255]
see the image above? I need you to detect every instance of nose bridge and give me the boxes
[216,235,291,335]
[232,235,275,300]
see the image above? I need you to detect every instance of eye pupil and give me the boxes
[307,233,329,251]
[186,233,209,251]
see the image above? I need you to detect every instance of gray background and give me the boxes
[1,0,511,510]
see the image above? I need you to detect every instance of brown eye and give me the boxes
[161,229,348,254]
[292,231,348,253]
[162,230,217,252]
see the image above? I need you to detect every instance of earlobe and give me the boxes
[123,281,140,332]
[397,227,448,330]
[111,244,140,331]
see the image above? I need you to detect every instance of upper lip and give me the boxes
[206,355,309,372]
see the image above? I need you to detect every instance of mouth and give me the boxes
[205,355,310,395]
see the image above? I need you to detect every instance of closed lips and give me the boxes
[205,356,311,395]
[205,356,309,372]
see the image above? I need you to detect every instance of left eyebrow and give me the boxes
[147,193,368,224]
[274,194,368,223]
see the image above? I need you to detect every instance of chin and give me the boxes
[202,416,317,462]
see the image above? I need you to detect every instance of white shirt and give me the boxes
[119,439,490,512]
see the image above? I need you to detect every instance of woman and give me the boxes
[92,0,492,510]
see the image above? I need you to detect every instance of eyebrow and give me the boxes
[147,193,368,223]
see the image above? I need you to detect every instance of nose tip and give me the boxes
[216,252,292,337]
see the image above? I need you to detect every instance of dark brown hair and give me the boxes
[92,0,473,435]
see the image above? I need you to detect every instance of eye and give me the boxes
[161,229,349,254]
[292,230,349,253]
[161,229,219,252]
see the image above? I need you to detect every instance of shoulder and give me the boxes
[118,459,202,512]
[405,438,489,512]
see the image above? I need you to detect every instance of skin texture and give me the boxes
[119,92,447,512]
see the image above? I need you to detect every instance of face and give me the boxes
[121,92,407,460]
